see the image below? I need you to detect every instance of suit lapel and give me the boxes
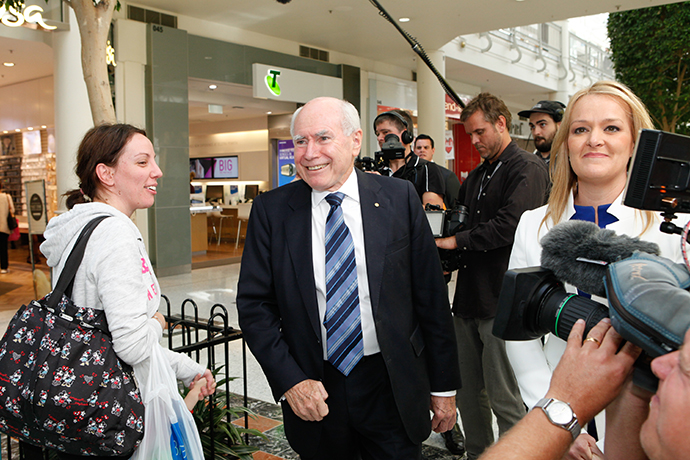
[357,169,390,314]
[285,182,322,340]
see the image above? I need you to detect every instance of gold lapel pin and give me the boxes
[374,203,380,207]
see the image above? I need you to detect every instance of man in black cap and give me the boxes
[518,100,566,166]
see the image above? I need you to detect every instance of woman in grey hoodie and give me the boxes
[39,124,215,459]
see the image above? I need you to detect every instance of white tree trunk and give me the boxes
[66,0,117,125]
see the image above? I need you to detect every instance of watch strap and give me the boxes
[534,397,582,441]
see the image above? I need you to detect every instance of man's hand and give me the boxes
[561,433,604,460]
[547,318,641,425]
[284,379,329,422]
[430,395,457,433]
[436,236,458,250]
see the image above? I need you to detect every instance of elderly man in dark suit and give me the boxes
[236,97,461,460]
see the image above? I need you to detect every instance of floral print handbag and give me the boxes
[0,216,145,456]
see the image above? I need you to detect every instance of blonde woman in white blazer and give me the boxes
[506,81,683,459]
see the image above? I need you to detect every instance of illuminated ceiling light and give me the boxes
[3,62,14,67]
[15,129,20,132]
[208,84,217,90]
[266,111,272,115]
[41,125,46,129]
[27,127,33,130]
[399,17,410,22]
[2,131,7,134]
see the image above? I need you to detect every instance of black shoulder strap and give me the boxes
[46,215,110,309]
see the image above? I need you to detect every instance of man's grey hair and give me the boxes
[290,98,361,138]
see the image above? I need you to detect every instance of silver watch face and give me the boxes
[548,400,574,424]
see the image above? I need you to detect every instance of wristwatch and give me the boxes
[534,398,582,440]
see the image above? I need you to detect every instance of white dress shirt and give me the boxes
[309,169,456,398]
[311,168,380,358]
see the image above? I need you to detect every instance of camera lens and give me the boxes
[536,284,609,340]
[495,267,609,341]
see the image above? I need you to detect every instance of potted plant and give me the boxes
[183,368,266,460]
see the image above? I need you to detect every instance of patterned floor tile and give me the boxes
[232,414,283,432]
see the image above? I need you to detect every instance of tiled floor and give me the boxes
[225,393,466,460]
[0,242,471,460]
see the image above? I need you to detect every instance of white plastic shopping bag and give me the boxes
[130,345,204,460]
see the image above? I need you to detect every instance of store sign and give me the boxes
[0,4,57,30]
[510,119,531,139]
[265,69,281,96]
[25,180,47,234]
[445,130,455,160]
[445,95,462,120]
[277,140,295,188]
[106,40,117,67]
[252,63,342,103]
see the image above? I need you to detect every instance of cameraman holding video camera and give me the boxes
[479,317,690,460]
[505,81,683,459]
[373,110,446,208]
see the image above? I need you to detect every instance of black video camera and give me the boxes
[425,203,468,273]
[356,133,406,175]
[355,152,388,175]
[376,133,406,161]
[425,203,468,239]
[493,130,690,391]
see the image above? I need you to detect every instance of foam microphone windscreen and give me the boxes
[540,220,660,297]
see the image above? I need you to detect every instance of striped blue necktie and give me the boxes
[324,192,363,376]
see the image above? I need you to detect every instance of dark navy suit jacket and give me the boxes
[236,168,461,456]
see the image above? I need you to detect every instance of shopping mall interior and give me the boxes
[0,0,684,458]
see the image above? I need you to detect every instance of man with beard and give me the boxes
[436,92,550,459]
[518,100,566,166]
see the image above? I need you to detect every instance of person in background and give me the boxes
[414,134,461,210]
[39,124,216,459]
[506,80,682,459]
[435,92,550,460]
[0,182,14,274]
[518,100,566,166]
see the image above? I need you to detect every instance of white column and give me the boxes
[416,50,447,166]
[114,19,149,247]
[53,7,92,211]
[554,20,571,105]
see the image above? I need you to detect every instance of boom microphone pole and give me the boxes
[368,0,465,109]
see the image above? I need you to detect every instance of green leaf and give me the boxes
[608,2,690,134]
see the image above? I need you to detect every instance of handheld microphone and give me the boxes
[539,220,660,297]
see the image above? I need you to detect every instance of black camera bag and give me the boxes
[606,251,690,357]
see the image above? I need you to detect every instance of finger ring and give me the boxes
[584,337,600,344]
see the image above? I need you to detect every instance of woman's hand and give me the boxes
[153,311,166,330]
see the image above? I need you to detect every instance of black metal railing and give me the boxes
[162,295,249,456]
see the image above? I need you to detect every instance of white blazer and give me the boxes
[507,191,683,408]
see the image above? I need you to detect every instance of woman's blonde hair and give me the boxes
[544,80,656,232]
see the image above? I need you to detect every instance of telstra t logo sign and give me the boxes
[265,69,282,96]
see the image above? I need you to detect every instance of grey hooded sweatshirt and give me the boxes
[40,202,204,387]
